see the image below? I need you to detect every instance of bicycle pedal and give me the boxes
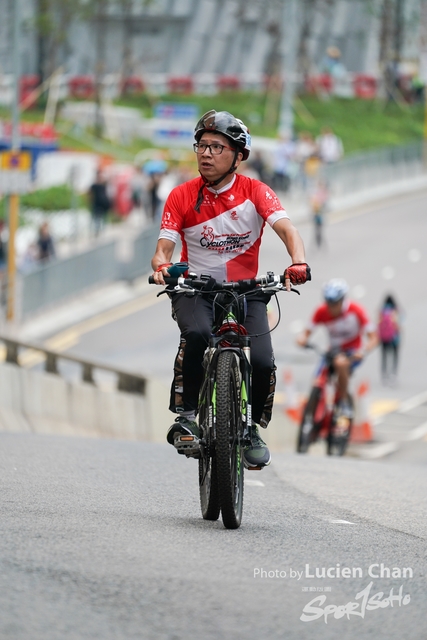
[174,434,201,455]
[246,465,264,471]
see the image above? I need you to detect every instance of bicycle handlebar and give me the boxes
[148,272,300,294]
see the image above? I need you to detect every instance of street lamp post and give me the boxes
[278,0,301,138]
[421,1,427,168]
[7,0,21,322]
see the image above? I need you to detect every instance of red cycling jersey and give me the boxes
[158,173,288,282]
[309,299,373,351]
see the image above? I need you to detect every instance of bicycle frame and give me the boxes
[149,270,298,527]
[200,301,253,453]
[311,355,337,438]
[298,347,354,455]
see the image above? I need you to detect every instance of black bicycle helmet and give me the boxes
[194,110,251,160]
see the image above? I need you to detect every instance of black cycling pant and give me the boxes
[169,293,276,428]
[381,340,399,377]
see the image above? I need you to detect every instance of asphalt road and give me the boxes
[38,187,427,462]
[4,189,426,638]
[55,188,427,409]
[1,433,426,640]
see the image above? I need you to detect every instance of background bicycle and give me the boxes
[297,345,354,456]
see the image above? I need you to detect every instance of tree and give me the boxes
[115,0,155,95]
[296,0,337,83]
[34,0,80,82]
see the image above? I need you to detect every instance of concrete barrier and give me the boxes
[0,358,299,451]
[0,361,171,443]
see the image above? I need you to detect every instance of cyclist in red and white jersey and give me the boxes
[151,110,311,468]
[297,279,378,415]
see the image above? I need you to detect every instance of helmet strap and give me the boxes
[194,149,239,213]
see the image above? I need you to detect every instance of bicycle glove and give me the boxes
[284,263,311,285]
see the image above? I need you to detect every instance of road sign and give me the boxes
[154,103,199,120]
[153,127,193,147]
[0,150,32,193]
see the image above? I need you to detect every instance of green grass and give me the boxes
[1,92,424,160]
[114,92,425,154]
[292,96,425,154]
[1,92,424,213]
[20,184,86,211]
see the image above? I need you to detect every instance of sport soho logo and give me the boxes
[253,563,412,624]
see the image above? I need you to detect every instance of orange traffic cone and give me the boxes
[283,369,304,423]
[350,380,374,442]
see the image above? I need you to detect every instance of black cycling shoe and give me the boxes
[167,417,201,457]
[243,425,271,468]
[166,416,200,444]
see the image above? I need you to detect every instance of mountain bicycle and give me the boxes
[297,345,354,456]
[149,271,298,529]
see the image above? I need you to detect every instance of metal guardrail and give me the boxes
[19,222,160,319]
[322,142,424,195]
[120,223,160,281]
[0,335,146,395]
[20,239,117,318]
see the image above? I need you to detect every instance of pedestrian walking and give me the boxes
[272,134,295,192]
[378,294,401,384]
[294,132,317,192]
[309,179,329,248]
[37,221,56,264]
[316,127,344,164]
[88,169,111,237]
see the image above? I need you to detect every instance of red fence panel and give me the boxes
[167,76,194,95]
[353,74,377,99]
[217,75,240,91]
[122,76,145,95]
[69,75,95,99]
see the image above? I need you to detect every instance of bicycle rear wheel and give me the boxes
[215,350,244,529]
[198,375,220,521]
[327,397,354,456]
[297,388,321,453]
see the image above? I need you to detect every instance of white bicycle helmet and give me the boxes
[323,278,349,303]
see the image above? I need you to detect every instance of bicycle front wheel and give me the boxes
[215,350,244,529]
[198,375,220,521]
[297,388,321,453]
[327,397,354,456]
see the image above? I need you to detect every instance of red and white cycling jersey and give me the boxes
[158,174,288,282]
[309,300,373,351]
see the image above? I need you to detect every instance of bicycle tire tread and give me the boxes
[215,351,244,529]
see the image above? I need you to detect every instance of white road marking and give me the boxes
[382,266,395,280]
[406,422,427,441]
[399,390,427,413]
[408,248,421,262]
[329,520,355,525]
[4,290,163,369]
[245,479,265,487]
[352,284,366,299]
[356,442,400,459]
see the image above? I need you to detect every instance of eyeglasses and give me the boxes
[193,142,235,155]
